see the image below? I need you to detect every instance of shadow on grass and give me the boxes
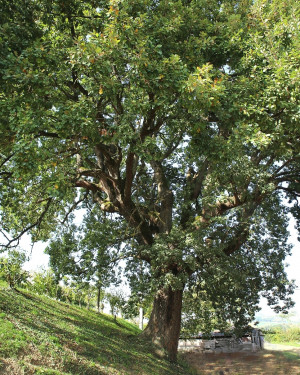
[269,349,300,362]
[183,348,300,375]
[0,288,190,375]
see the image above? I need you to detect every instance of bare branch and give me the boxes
[0,153,15,169]
[77,168,103,179]
[3,198,53,248]
[274,158,297,175]
[276,186,300,198]
[61,192,89,224]
[162,133,183,160]
[0,228,11,243]
[274,175,300,184]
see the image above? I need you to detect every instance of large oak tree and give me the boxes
[1,0,299,360]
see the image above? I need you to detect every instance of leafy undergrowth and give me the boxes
[0,287,192,375]
[263,326,300,346]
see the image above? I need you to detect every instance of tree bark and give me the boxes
[142,287,183,362]
[97,284,101,313]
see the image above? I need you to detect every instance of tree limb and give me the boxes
[151,161,173,233]
[3,198,53,248]
[124,152,139,204]
[61,192,89,224]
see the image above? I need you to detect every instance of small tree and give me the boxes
[0,250,28,290]
[30,268,58,298]
[106,290,126,320]
[125,258,154,329]
[83,282,97,310]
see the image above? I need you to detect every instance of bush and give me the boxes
[29,269,58,298]
[0,250,29,289]
[263,325,300,343]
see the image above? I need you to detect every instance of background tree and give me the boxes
[45,207,123,311]
[125,258,153,329]
[105,289,127,320]
[29,268,58,298]
[0,0,299,361]
[0,249,29,290]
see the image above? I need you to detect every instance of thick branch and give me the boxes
[92,194,120,213]
[94,143,121,179]
[75,180,100,193]
[36,131,60,138]
[274,157,299,175]
[151,161,173,233]
[192,160,209,200]
[124,152,139,204]
[141,118,164,141]
[276,186,300,198]
[222,202,260,256]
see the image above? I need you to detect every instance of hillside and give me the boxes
[0,286,192,375]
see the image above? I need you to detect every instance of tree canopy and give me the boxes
[0,0,299,361]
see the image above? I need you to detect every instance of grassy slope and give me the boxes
[0,286,192,375]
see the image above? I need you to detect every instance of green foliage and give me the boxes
[45,207,123,312]
[0,314,28,357]
[105,289,126,318]
[29,268,58,298]
[0,287,192,374]
[0,250,29,289]
[264,325,300,345]
[0,0,300,353]
[64,278,98,308]
[45,208,122,283]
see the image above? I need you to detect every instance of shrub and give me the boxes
[263,325,300,343]
[0,250,29,289]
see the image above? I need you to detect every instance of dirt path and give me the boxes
[183,344,300,375]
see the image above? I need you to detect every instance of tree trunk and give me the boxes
[97,284,101,313]
[139,307,144,330]
[142,287,183,362]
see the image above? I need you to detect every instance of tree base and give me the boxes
[142,287,183,362]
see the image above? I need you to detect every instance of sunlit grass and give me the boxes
[263,325,300,345]
[0,284,192,374]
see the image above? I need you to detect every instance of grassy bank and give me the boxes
[0,286,192,375]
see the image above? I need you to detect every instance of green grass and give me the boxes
[263,325,300,346]
[0,285,192,375]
